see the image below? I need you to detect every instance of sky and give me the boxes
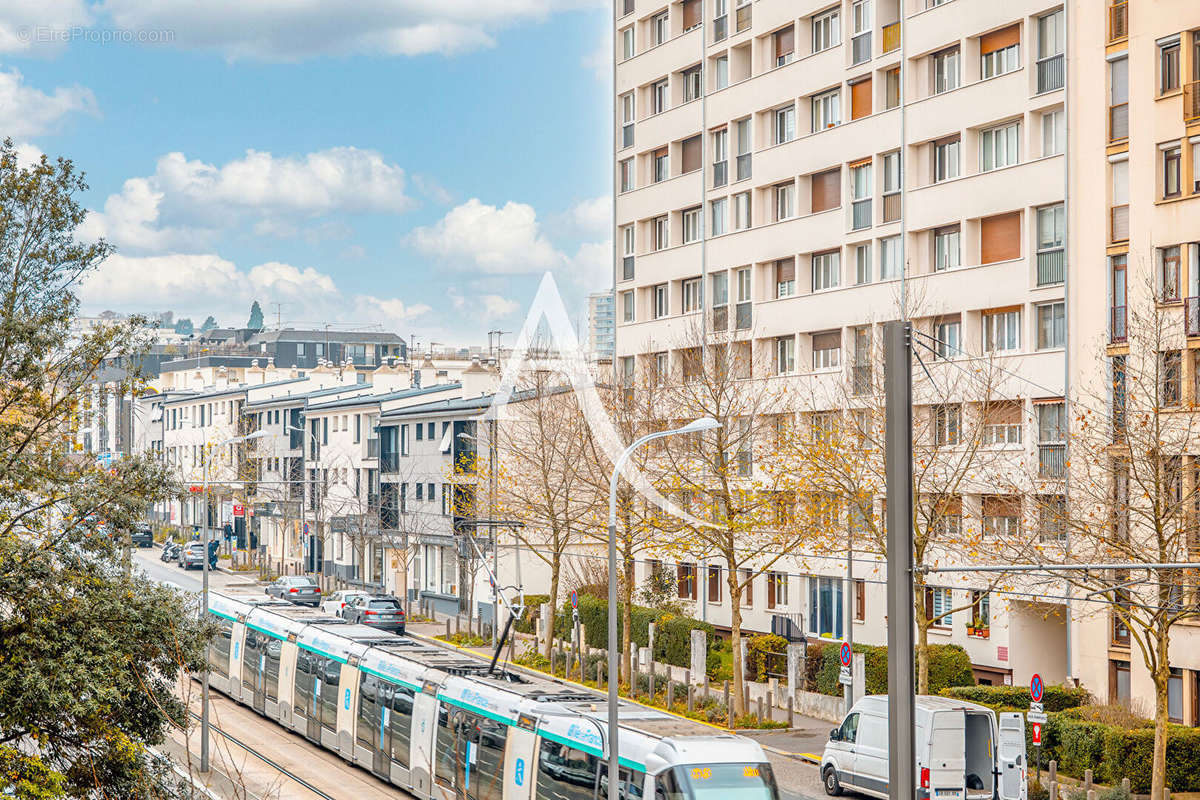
[0,0,614,347]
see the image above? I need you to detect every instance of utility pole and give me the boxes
[884,320,915,800]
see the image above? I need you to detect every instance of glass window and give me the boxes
[1042,109,1064,156]
[621,291,634,323]
[855,244,872,284]
[682,65,702,102]
[776,336,795,374]
[983,309,1021,352]
[715,56,729,90]
[775,104,796,144]
[536,738,599,800]
[733,191,751,230]
[934,226,960,271]
[682,277,702,312]
[812,251,840,291]
[808,576,844,638]
[935,319,961,360]
[682,207,702,243]
[813,9,840,53]
[653,12,669,45]
[654,284,669,318]
[1037,302,1065,349]
[1161,40,1181,94]
[208,616,232,678]
[653,215,669,250]
[934,48,960,94]
[621,27,634,60]
[879,235,901,279]
[812,90,841,131]
[930,587,953,628]
[982,44,1020,79]
[775,182,795,220]
[981,122,1020,171]
[934,137,960,182]
[1164,145,1182,198]
[711,197,728,236]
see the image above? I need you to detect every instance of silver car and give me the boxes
[321,589,370,618]
[265,576,322,606]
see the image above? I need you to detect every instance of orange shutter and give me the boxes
[776,258,795,283]
[851,78,873,120]
[776,26,795,59]
[682,0,700,30]
[981,212,1022,263]
[681,135,701,173]
[981,24,1020,54]
[811,168,841,212]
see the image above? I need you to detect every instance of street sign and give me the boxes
[840,641,852,667]
[1027,711,1048,723]
[570,590,579,610]
[1030,673,1044,703]
[1031,722,1042,746]
[1029,702,1044,714]
[838,666,852,686]
[233,504,245,517]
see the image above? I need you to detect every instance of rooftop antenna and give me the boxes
[269,302,291,330]
[488,330,510,362]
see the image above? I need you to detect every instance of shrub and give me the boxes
[513,594,550,635]
[814,643,974,697]
[1040,710,1200,792]
[745,633,789,682]
[1027,779,1050,800]
[940,684,1089,712]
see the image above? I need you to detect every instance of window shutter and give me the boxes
[980,212,1021,263]
[981,24,1020,54]
[776,258,795,283]
[776,26,795,58]
[811,168,841,212]
[985,400,1022,425]
[813,331,841,351]
[682,0,700,30]
[851,77,873,120]
[681,135,701,174]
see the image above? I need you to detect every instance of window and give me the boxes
[850,162,872,230]
[811,167,841,213]
[812,251,840,291]
[619,158,634,192]
[736,267,751,329]
[739,569,754,606]
[620,93,635,148]
[981,211,1021,263]
[682,65,702,102]
[934,226,960,271]
[934,136,960,182]
[776,258,796,297]
[880,235,901,279]
[884,67,900,109]
[621,225,635,279]
[855,244,872,284]
[1161,38,1181,94]
[1110,56,1129,141]
[935,317,961,360]
[983,400,1022,445]
[713,0,727,40]
[1037,204,1065,284]
[808,576,844,639]
[1163,145,1182,198]
[812,89,841,131]
[621,290,635,323]
[682,277,702,312]
[933,48,960,94]
[653,215,669,250]
[882,151,900,222]
[682,206,702,243]
[536,739,599,800]
[736,118,752,180]
[850,0,871,64]
[776,336,795,374]
[1111,158,1129,241]
[1042,108,1064,156]
[1111,255,1127,341]
[983,309,1021,352]
[1037,302,1065,349]
[652,11,669,46]
[707,566,722,603]
[981,25,1020,79]
[676,563,697,600]
[775,25,795,67]
[813,8,840,53]
[712,127,728,187]
[733,191,751,230]
[775,181,795,220]
[652,79,669,114]
[653,284,669,318]
[981,122,1020,171]
[969,592,991,636]
[813,331,841,369]
[927,587,953,628]
[710,197,728,235]
[1160,245,1182,302]
[1037,403,1066,478]
[934,404,960,446]
[1163,350,1182,406]
[715,56,729,90]
[621,27,634,60]
[682,0,701,32]
[775,104,796,144]
[767,572,788,609]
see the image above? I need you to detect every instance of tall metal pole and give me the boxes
[200,446,211,774]
[884,320,915,800]
[490,418,498,646]
[845,522,854,716]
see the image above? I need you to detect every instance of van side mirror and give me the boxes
[829,728,841,742]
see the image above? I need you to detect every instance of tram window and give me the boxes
[358,674,380,748]
[435,703,461,788]
[472,714,507,800]
[656,769,685,800]
[294,650,315,716]
[536,739,599,800]
[264,638,281,701]
[602,763,645,800]
[209,617,231,678]
[387,683,415,767]
[242,630,261,693]
[671,763,777,800]
[435,703,507,800]
[318,658,341,731]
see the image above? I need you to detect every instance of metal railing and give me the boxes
[1037,54,1065,93]
[713,15,727,42]
[1185,81,1200,123]
[1038,444,1066,478]
[770,612,805,643]
[852,365,872,396]
[882,22,900,53]
[1108,1,1127,43]
[1110,305,1127,343]
[1111,204,1129,242]
[852,199,872,230]
[735,301,752,330]
[1109,103,1128,141]
[1187,297,1200,337]
[1037,248,1065,285]
[380,454,398,473]
[712,306,728,332]
[736,153,752,181]
[851,32,872,65]
[882,192,900,223]
[713,160,728,188]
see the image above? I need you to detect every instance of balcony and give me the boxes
[1037,54,1065,94]
[851,32,872,65]
[882,22,900,54]
[1038,444,1066,479]
[1187,297,1200,337]
[713,160,728,188]
[1185,81,1200,123]
[713,15,727,43]
[882,192,900,223]
[1110,305,1127,343]
[1108,2,1127,43]
[1111,204,1129,243]
[1037,248,1065,285]
[1109,103,1128,142]
[852,199,872,230]
[735,3,751,33]
[736,153,752,181]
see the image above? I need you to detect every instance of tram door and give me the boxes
[371,681,394,778]
[296,650,322,744]
[244,631,266,714]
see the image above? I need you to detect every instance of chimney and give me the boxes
[460,358,496,397]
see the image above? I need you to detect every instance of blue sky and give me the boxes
[1,1,613,346]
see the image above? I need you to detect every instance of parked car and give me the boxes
[321,589,370,618]
[265,576,322,606]
[130,526,154,548]
[177,542,208,570]
[821,695,1026,800]
[343,594,405,633]
[160,542,181,561]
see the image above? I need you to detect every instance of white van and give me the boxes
[820,695,1026,800]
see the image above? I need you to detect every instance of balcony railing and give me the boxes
[852,199,872,230]
[712,306,728,332]
[713,15,727,43]
[1185,81,1200,123]
[1108,1,1127,43]
[1037,54,1065,93]
[851,32,872,65]
[1037,248,1065,285]
[1111,204,1129,242]
[852,365,872,396]
[1110,305,1127,343]
[713,160,728,188]
[735,301,752,330]
[380,453,398,473]
[882,22,900,54]
[882,192,900,223]
[1109,103,1129,141]
[736,153,752,181]
[1187,297,1200,337]
[1038,444,1066,479]
[735,3,751,32]
[622,255,634,281]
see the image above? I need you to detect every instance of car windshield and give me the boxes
[290,578,316,587]
[368,600,400,609]
[673,764,778,800]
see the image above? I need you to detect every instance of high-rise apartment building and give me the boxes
[588,291,617,360]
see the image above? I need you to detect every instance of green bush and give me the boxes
[745,633,789,682]
[940,684,1089,712]
[814,643,974,697]
[513,594,550,635]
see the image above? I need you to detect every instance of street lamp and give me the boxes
[606,416,719,800]
[200,428,269,774]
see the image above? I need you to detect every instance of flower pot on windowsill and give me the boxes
[967,626,976,636]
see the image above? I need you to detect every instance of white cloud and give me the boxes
[409,198,564,274]
[569,240,612,291]
[482,294,520,318]
[0,68,97,138]
[98,0,605,61]
[566,195,610,238]
[0,0,91,54]
[80,252,430,328]
[81,146,413,251]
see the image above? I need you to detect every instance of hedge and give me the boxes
[513,594,550,635]
[813,642,974,697]
[940,684,1089,713]
[745,634,789,682]
[1040,710,1200,792]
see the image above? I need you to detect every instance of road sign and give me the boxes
[570,590,579,609]
[840,641,852,667]
[1031,722,1042,746]
[1030,673,1044,703]
[839,666,852,686]
[233,504,245,517]
[1027,711,1048,723]
[1029,702,1044,714]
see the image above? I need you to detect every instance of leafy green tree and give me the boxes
[199,315,217,332]
[246,300,264,331]
[173,317,193,335]
[0,139,208,797]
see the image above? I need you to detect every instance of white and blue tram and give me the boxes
[205,591,782,800]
